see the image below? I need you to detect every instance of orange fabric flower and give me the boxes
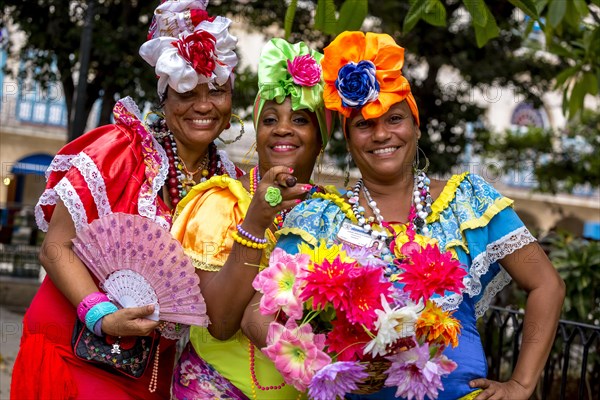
[415,301,462,349]
[322,31,420,127]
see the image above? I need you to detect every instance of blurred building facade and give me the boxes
[1,22,599,253]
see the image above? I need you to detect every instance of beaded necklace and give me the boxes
[159,133,222,208]
[248,166,288,230]
[349,170,432,240]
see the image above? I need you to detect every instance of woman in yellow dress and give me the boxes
[170,38,334,399]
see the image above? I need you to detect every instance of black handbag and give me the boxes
[71,318,159,379]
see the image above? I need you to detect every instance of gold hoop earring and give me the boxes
[218,113,245,144]
[242,141,257,167]
[413,145,430,173]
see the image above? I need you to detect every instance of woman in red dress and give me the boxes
[10,1,241,399]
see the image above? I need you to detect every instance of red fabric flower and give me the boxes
[173,30,217,77]
[345,266,392,328]
[399,244,467,303]
[325,314,372,361]
[300,256,356,312]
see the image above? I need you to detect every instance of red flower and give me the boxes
[345,266,392,328]
[399,244,466,303]
[325,314,372,361]
[173,30,217,77]
[300,256,356,312]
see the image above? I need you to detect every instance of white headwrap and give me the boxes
[139,0,238,96]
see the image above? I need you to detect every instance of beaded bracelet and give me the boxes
[236,224,267,244]
[77,292,110,323]
[232,231,268,249]
[85,301,119,332]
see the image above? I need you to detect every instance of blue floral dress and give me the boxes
[275,173,536,400]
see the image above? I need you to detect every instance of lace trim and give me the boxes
[54,178,88,233]
[120,96,143,120]
[434,226,536,314]
[71,152,112,218]
[35,188,58,232]
[45,155,76,179]
[217,149,238,178]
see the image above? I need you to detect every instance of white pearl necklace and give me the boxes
[348,171,432,239]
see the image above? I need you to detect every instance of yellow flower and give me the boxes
[415,301,461,348]
[297,240,351,271]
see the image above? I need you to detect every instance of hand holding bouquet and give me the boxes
[252,226,467,400]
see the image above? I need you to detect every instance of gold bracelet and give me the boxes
[232,231,268,249]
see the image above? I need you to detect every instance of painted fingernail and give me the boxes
[303,184,313,191]
[289,168,294,173]
[295,199,302,204]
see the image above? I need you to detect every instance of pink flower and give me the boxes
[308,361,369,400]
[263,319,331,391]
[399,244,466,303]
[345,266,392,328]
[253,248,309,319]
[299,256,355,312]
[384,343,457,400]
[287,54,322,87]
[173,30,217,77]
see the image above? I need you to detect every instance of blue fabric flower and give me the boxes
[334,60,380,108]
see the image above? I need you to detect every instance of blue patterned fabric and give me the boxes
[278,173,535,400]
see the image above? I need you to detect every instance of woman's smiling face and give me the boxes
[347,100,420,183]
[162,80,232,150]
[256,97,322,179]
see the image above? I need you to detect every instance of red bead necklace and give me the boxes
[248,341,285,394]
[160,133,221,209]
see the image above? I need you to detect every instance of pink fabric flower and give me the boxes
[399,243,466,303]
[173,30,217,77]
[384,343,457,400]
[287,54,322,87]
[253,248,309,320]
[263,319,331,391]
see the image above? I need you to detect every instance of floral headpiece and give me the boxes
[322,31,419,133]
[252,38,334,147]
[139,0,238,96]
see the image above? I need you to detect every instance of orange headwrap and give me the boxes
[322,31,419,133]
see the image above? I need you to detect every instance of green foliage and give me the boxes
[482,108,600,193]
[542,231,600,324]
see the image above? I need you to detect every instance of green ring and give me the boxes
[265,186,283,207]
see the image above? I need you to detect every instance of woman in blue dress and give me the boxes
[242,31,565,400]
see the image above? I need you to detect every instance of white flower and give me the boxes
[363,295,420,358]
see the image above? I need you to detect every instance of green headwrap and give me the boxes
[252,38,334,147]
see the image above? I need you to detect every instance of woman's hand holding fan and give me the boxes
[72,213,209,331]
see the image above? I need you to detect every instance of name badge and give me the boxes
[337,221,376,249]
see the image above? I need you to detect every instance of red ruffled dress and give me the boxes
[10,97,241,399]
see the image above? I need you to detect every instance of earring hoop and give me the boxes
[413,145,430,173]
[218,113,245,144]
[241,141,257,167]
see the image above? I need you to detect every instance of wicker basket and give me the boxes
[352,360,392,394]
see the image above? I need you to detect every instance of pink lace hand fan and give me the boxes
[72,212,208,327]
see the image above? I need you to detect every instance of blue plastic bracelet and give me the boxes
[85,301,118,332]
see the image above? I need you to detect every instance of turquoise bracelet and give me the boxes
[85,301,118,332]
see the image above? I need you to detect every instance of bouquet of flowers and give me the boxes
[252,224,468,400]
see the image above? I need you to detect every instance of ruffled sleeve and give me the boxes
[428,173,536,317]
[170,175,252,271]
[276,191,351,254]
[34,97,170,233]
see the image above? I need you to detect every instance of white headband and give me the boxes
[139,1,238,96]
